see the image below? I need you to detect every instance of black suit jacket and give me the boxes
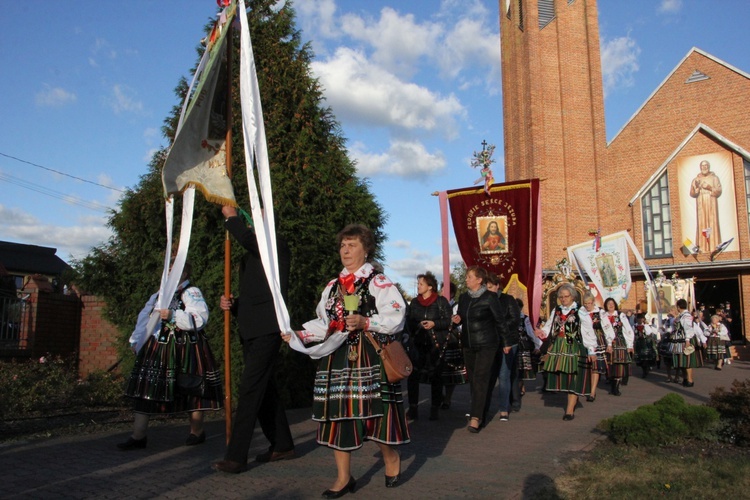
[225,216,290,339]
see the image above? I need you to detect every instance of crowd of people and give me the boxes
[114,213,738,496]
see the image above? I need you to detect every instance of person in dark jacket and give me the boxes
[484,272,521,422]
[405,271,453,421]
[213,205,295,474]
[451,266,508,433]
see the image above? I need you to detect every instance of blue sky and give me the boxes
[1,0,749,294]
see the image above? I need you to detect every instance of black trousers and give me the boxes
[463,346,497,420]
[225,333,294,463]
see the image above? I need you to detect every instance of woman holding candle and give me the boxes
[284,224,409,497]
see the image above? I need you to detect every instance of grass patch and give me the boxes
[552,440,750,499]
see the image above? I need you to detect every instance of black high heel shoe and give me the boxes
[321,476,356,498]
[385,452,402,488]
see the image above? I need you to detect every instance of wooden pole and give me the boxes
[223,22,234,444]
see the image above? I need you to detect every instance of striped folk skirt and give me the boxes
[705,337,726,360]
[543,336,592,396]
[313,335,410,451]
[634,335,659,365]
[592,330,609,374]
[125,329,223,414]
[672,337,704,368]
[607,334,632,379]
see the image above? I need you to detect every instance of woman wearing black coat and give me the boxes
[451,266,507,433]
[406,272,453,421]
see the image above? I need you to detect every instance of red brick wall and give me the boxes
[24,289,81,360]
[78,295,121,377]
[501,0,608,267]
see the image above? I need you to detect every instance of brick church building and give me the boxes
[500,0,749,341]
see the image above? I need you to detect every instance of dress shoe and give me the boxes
[385,474,401,488]
[255,448,296,463]
[213,460,248,474]
[586,394,596,402]
[185,431,206,446]
[683,380,695,387]
[562,413,575,421]
[321,476,356,498]
[117,436,147,450]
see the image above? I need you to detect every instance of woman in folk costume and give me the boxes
[603,298,634,396]
[580,292,612,402]
[538,283,597,420]
[633,314,660,378]
[672,299,700,387]
[660,305,682,383]
[118,263,223,450]
[285,224,409,497]
[704,314,730,370]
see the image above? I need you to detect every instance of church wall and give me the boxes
[606,51,750,238]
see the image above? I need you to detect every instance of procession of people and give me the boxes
[116,210,738,497]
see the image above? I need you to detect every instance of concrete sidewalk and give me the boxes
[2,360,748,499]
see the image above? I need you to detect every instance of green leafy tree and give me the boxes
[73,0,386,408]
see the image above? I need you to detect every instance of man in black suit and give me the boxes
[213,205,295,474]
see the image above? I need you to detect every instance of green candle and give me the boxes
[344,295,359,312]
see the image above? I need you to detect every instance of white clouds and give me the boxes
[312,47,464,135]
[658,0,682,14]
[383,238,463,289]
[340,7,443,78]
[35,85,77,107]
[295,0,338,40]
[109,84,144,114]
[0,205,111,261]
[300,1,500,180]
[600,35,641,95]
[437,16,501,88]
[351,139,446,178]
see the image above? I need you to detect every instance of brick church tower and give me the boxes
[500,0,608,268]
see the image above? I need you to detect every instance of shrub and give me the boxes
[605,393,719,447]
[0,355,125,420]
[0,355,78,418]
[72,370,127,407]
[708,378,750,446]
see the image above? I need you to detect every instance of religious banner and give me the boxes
[162,1,237,206]
[446,179,542,326]
[567,231,639,306]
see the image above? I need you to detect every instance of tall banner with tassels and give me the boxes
[162,1,238,207]
[445,179,542,327]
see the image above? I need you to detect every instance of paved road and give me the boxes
[3,357,747,499]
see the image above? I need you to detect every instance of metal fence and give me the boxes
[0,294,28,349]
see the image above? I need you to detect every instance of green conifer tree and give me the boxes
[73,0,386,408]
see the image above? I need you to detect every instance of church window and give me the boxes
[641,172,673,258]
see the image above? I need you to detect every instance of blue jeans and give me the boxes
[496,344,518,414]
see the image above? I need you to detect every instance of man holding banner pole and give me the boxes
[213,205,295,474]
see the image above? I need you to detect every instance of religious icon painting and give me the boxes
[477,216,508,254]
[595,254,618,289]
